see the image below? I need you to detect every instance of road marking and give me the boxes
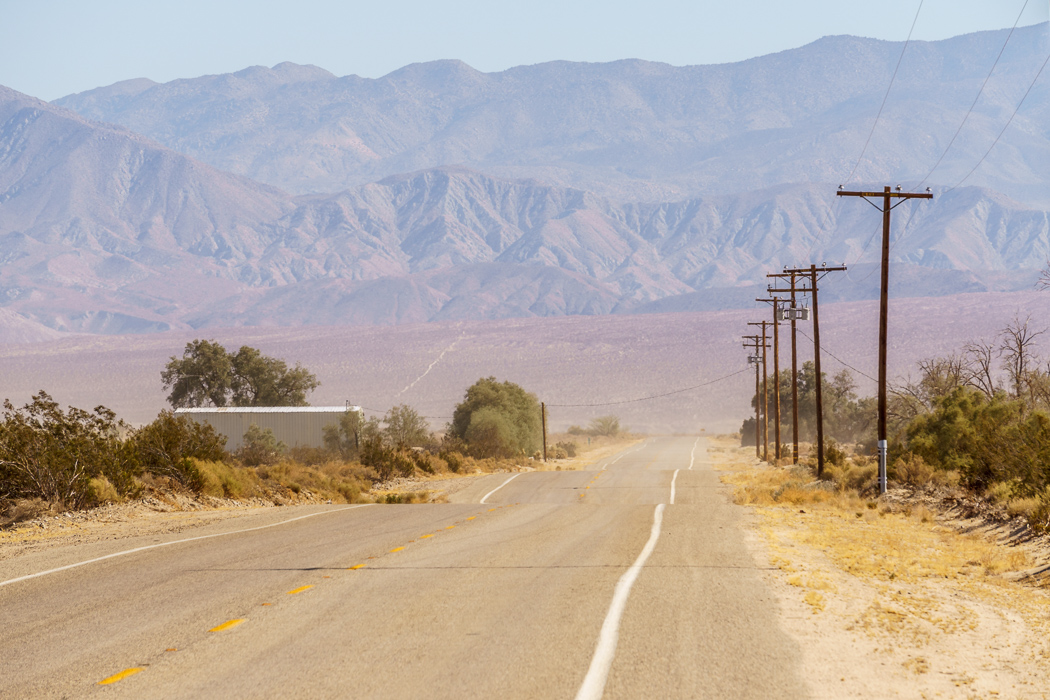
[209,619,245,632]
[465,516,476,520]
[0,504,374,589]
[98,667,143,685]
[419,534,434,538]
[602,439,648,470]
[689,436,700,470]
[390,546,405,552]
[287,585,313,595]
[669,469,680,505]
[480,473,521,504]
[445,525,455,529]
[575,504,666,700]
[348,564,366,570]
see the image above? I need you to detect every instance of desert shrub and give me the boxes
[555,441,577,458]
[891,452,934,487]
[449,377,542,458]
[235,424,285,467]
[0,392,139,508]
[132,410,226,489]
[906,387,1050,494]
[87,476,122,504]
[588,415,622,437]
[551,446,568,459]
[409,450,435,474]
[567,425,585,435]
[359,437,416,481]
[383,405,431,448]
[193,459,254,498]
[440,450,464,473]
[824,439,847,467]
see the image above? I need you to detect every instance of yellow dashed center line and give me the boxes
[465,516,476,520]
[389,546,405,553]
[209,619,245,632]
[98,668,143,685]
[445,525,455,529]
[287,585,314,595]
[348,564,366,570]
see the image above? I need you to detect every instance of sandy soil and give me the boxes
[709,437,1050,700]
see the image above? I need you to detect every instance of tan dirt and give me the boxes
[711,436,1050,700]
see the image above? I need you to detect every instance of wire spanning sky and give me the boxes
[2,0,1048,100]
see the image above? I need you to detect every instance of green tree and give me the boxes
[382,405,430,448]
[162,340,319,408]
[449,377,541,458]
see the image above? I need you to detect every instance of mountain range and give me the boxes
[1,25,1049,341]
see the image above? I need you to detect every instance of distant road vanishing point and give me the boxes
[0,436,807,699]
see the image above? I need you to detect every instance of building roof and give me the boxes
[174,406,361,414]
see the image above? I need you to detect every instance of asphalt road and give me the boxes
[0,436,807,699]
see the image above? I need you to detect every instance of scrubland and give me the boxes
[712,436,1050,699]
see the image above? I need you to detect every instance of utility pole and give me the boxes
[541,402,548,462]
[837,185,931,493]
[747,321,772,462]
[755,297,783,463]
[767,271,802,464]
[743,335,769,459]
[780,264,847,479]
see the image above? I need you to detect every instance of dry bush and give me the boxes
[262,459,371,503]
[892,452,934,486]
[0,497,53,527]
[87,476,122,504]
[193,459,256,498]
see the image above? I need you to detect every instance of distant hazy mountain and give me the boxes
[1,80,1046,339]
[55,25,1050,204]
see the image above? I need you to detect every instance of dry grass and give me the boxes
[709,435,1050,697]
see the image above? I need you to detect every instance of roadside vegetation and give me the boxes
[740,315,1050,532]
[0,360,550,525]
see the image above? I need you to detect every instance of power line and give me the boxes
[946,46,1050,193]
[547,367,751,407]
[797,329,877,383]
[917,0,1032,189]
[842,0,925,186]
[804,0,924,260]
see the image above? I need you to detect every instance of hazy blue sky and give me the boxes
[2,0,1047,100]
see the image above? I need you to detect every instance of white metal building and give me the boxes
[174,406,363,451]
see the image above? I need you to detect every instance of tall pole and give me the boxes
[744,334,767,460]
[772,300,781,463]
[838,186,931,493]
[810,265,826,479]
[754,357,761,457]
[777,265,847,480]
[750,321,771,462]
[541,402,548,463]
[790,273,799,464]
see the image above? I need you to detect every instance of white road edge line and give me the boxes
[688,436,700,470]
[669,469,679,505]
[480,473,521,504]
[602,439,648,471]
[575,503,666,700]
[0,504,374,589]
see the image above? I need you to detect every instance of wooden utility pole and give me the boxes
[747,321,772,462]
[541,402,548,462]
[767,272,801,464]
[781,264,847,479]
[755,298,782,462]
[743,335,769,459]
[837,186,931,493]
